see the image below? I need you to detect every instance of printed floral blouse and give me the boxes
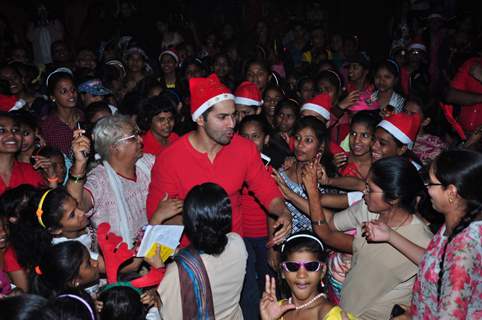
[410,221,482,319]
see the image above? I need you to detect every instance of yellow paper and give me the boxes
[146,243,175,262]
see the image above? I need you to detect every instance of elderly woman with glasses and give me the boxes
[67,114,181,247]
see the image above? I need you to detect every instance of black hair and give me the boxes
[136,93,177,132]
[370,156,426,214]
[134,75,163,98]
[238,114,271,136]
[317,69,342,92]
[432,150,482,298]
[295,116,337,178]
[297,77,315,93]
[98,286,146,320]
[262,84,284,100]
[38,146,64,160]
[44,290,97,320]
[0,111,17,123]
[9,187,72,270]
[279,231,327,298]
[376,59,400,78]
[183,183,232,255]
[47,71,74,96]
[118,91,143,117]
[0,79,11,95]
[30,241,87,298]
[11,110,39,131]
[350,110,381,133]
[280,231,327,262]
[85,101,112,124]
[0,184,38,222]
[0,294,48,320]
[245,59,270,77]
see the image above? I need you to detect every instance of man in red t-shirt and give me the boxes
[146,74,292,244]
[447,56,482,133]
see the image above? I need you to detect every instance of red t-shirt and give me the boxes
[142,130,180,156]
[240,164,273,238]
[450,57,482,132]
[146,134,282,239]
[3,246,22,272]
[0,161,44,195]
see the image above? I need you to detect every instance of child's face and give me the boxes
[151,111,175,139]
[77,249,99,286]
[294,127,322,162]
[275,107,296,133]
[20,125,36,153]
[349,122,374,157]
[374,67,396,92]
[59,196,89,234]
[300,81,315,102]
[282,250,324,301]
[317,79,337,99]
[235,105,258,124]
[263,89,283,117]
[240,122,266,152]
[50,155,67,182]
[246,63,269,92]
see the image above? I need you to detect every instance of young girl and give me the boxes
[12,111,42,165]
[30,240,99,298]
[274,99,300,152]
[238,115,273,318]
[371,59,406,118]
[336,111,381,180]
[262,85,285,129]
[246,60,272,93]
[8,188,100,273]
[123,47,152,93]
[259,231,355,320]
[273,116,337,234]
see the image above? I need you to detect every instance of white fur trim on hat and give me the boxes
[159,50,179,63]
[192,93,235,121]
[234,96,261,106]
[301,103,330,121]
[378,120,414,149]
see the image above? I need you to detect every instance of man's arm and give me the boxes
[446,88,482,106]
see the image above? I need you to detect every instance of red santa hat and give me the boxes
[158,48,179,64]
[377,113,421,149]
[189,73,234,121]
[300,93,332,121]
[234,81,262,106]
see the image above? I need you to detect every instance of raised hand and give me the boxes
[301,161,318,192]
[338,90,360,110]
[150,193,183,224]
[71,129,91,163]
[260,275,295,320]
[363,220,391,242]
[333,152,348,168]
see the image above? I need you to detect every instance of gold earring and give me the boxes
[448,198,454,204]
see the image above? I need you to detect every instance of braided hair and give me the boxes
[432,150,482,299]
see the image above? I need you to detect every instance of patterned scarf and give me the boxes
[175,246,215,320]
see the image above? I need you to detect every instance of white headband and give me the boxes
[46,67,73,86]
[281,234,324,253]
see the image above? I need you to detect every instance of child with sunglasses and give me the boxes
[259,231,355,320]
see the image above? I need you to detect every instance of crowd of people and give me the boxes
[0,1,481,319]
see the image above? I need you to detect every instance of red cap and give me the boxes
[0,94,18,112]
[189,73,234,121]
[301,93,332,121]
[234,81,262,106]
[377,113,421,149]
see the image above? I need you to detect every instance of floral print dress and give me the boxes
[410,221,482,319]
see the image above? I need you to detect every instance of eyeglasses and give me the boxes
[281,261,321,272]
[424,182,443,188]
[115,131,140,145]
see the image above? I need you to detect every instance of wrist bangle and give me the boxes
[47,177,60,183]
[311,219,327,225]
[69,174,86,183]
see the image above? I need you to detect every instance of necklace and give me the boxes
[288,292,326,310]
[391,214,411,231]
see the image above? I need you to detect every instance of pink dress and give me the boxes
[410,222,482,319]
